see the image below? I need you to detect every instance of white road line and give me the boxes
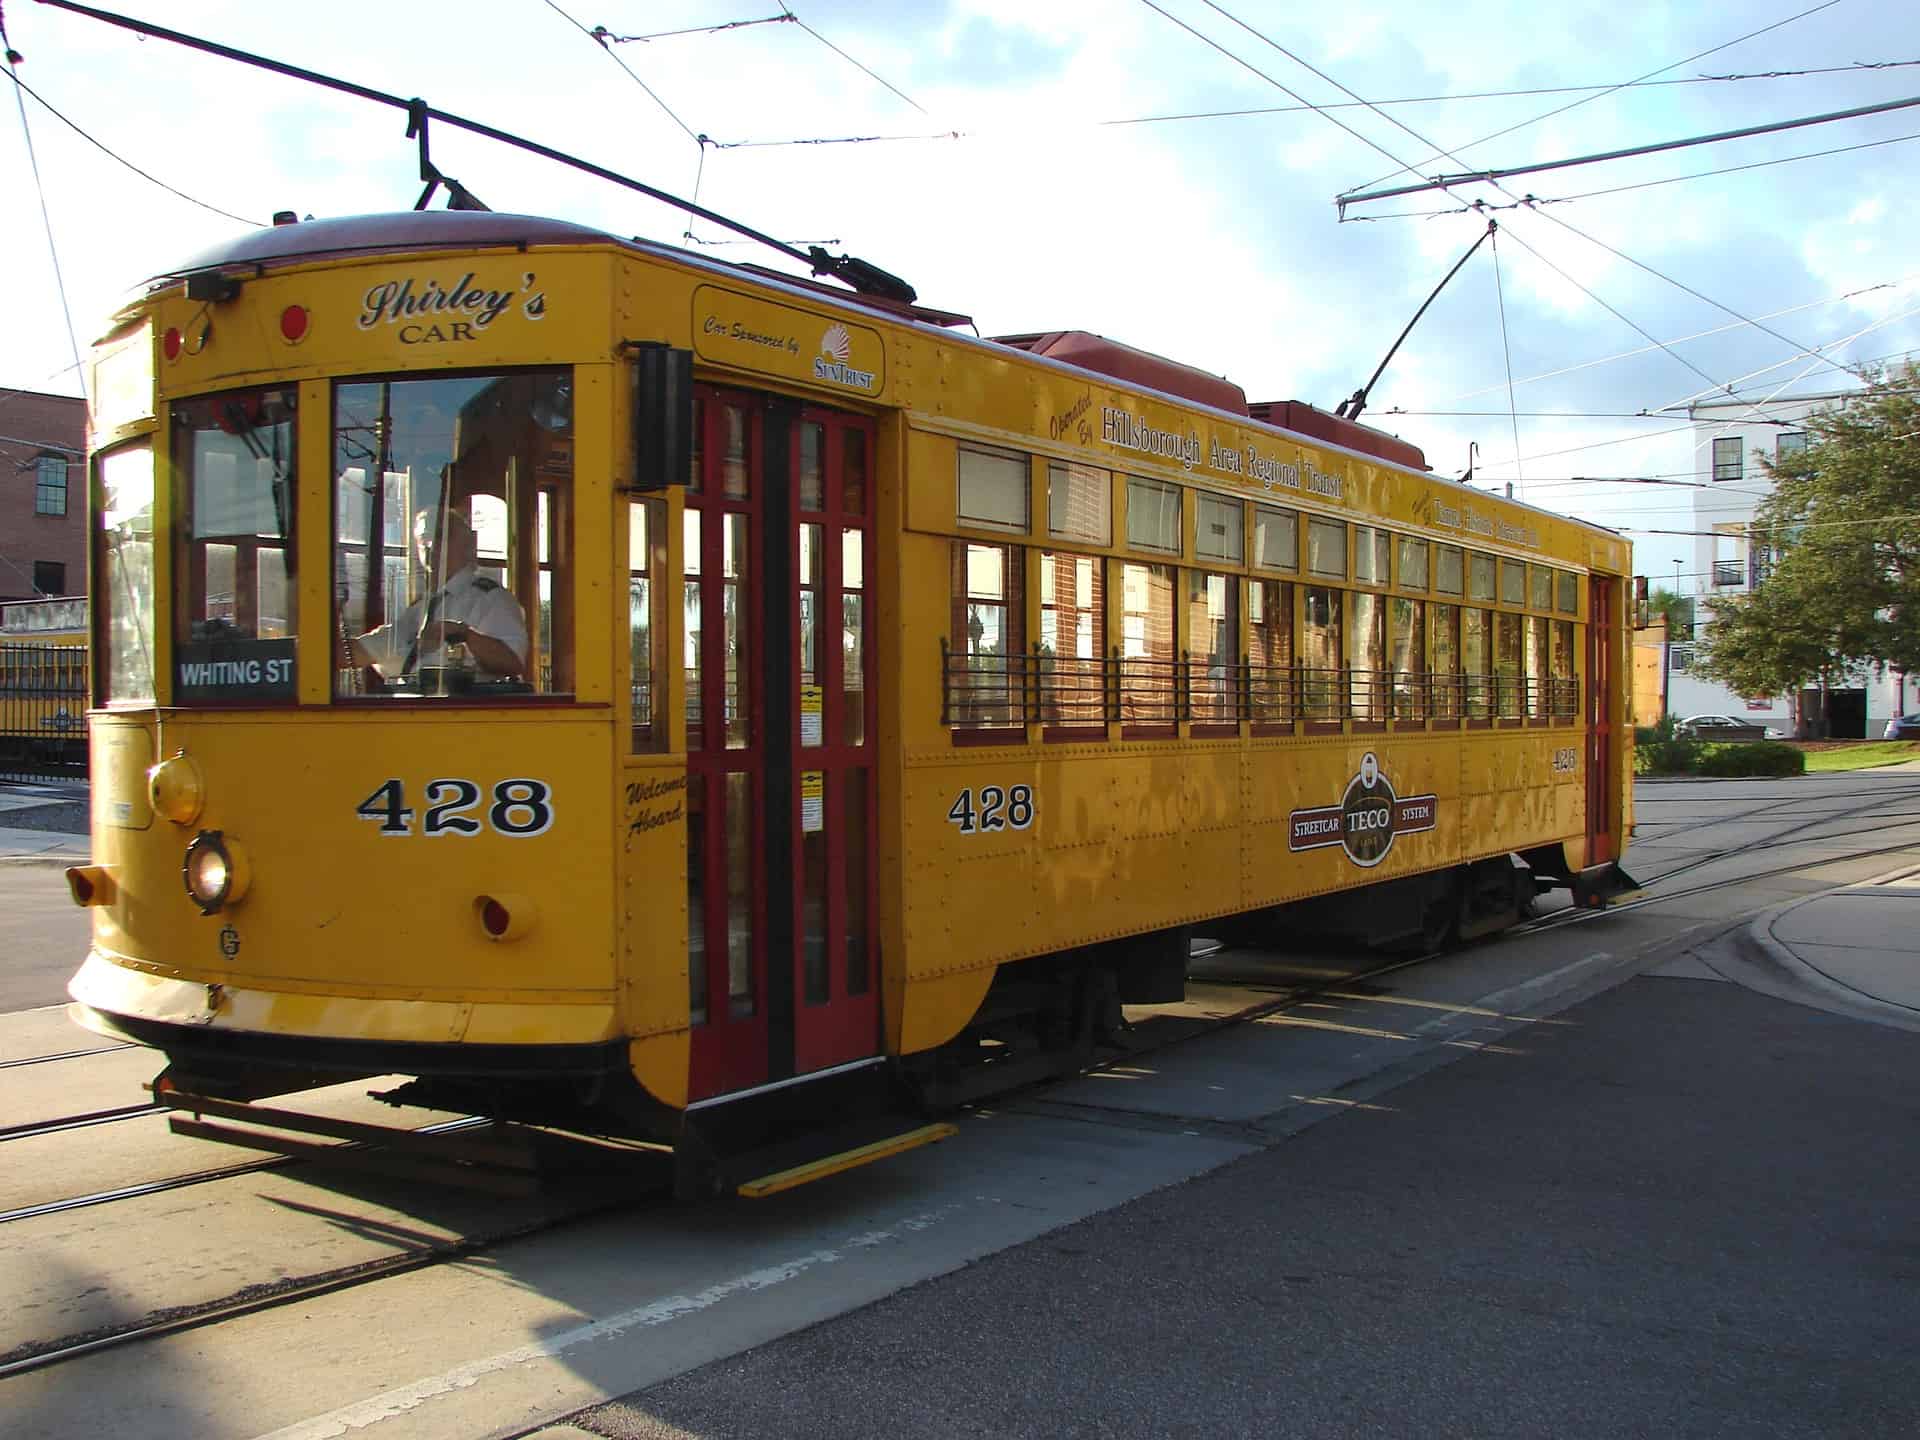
[255,1207,956,1440]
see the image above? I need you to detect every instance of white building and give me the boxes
[1670,390,1910,736]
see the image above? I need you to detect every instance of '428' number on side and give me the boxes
[356,778,555,837]
[946,784,1034,835]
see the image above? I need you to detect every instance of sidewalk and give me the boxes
[0,785,90,863]
[0,826,88,862]
[1743,861,1920,1024]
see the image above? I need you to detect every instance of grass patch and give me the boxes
[1797,741,1920,773]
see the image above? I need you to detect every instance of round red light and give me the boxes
[481,899,510,937]
[279,305,309,343]
[162,327,183,361]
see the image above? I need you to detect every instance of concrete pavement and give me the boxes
[1742,861,1920,1030]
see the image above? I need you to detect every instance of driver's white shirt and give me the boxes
[358,567,529,678]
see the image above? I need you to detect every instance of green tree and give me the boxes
[1696,361,1920,733]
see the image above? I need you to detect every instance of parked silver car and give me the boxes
[1674,713,1781,741]
[1885,714,1920,740]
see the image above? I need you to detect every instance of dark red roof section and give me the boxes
[152,212,975,330]
[1248,399,1427,471]
[153,211,616,285]
[994,331,1250,416]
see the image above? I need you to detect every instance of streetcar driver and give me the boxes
[346,507,529,683]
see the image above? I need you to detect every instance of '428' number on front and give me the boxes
[946,784,1034,835]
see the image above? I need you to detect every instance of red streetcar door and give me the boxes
[790,408,880,1074]
[1585,576,1618,865]
[686,389,770,1100]
[686,390,879,1103]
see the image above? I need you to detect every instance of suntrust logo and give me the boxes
[812,323,876,390]
[1289,752,1437,868]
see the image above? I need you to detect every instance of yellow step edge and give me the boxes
[736,1122,959,1198]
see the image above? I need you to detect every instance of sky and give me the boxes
[3,0,1918,588]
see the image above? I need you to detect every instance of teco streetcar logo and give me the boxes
[1288,751,1437,868]
[812,323,876,391]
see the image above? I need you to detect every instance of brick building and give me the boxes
[0,389,87,602]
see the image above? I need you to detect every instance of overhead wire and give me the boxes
[1,12,87,407]
[775,4,926,115]
[1340,0,1846,197]
[704,55,1920,151]
[1488,227,1525,488]
[1,66,261,225]
[542,0,701,143]
[591,14,793,44]
[1347,128,1920,221]
[1526,204,1859,388]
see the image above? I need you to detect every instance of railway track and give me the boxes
[7,794,1915,1385]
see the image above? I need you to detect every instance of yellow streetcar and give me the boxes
[66,209,1635,1196]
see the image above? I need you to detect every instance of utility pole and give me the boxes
[1664,560,1682,723]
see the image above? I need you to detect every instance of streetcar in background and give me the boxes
[66,210,1636,1196]
[1,596,88,777]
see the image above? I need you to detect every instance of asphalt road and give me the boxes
[575,972,1920,1440]
[0,863,88,1013]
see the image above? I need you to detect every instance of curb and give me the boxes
[1736,859,1920,1030]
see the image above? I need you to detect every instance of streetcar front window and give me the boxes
[97,443,156,705]
[172,387,299,703]
[333,371,573,700]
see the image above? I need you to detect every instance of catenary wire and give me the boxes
[0,67,261,225]
[775,3,926,115]
[1341,0,1845,196]
[1,17,87,407]
[1349,128,1920,221]
[542,0,701,143]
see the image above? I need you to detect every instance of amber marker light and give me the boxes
[474,892,537,942]
[148,753,206,825]
[183,830,251,915]
[65,866,114,907]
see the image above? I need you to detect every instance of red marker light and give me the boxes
[481,898,510,937]
[163,327,183,361]
[279,305,309,343]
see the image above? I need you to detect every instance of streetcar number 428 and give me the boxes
[946,784,1034,834]
[356,778,555,837]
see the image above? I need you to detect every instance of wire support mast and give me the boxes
[34,0,918,304]
[1335,220,1496,423]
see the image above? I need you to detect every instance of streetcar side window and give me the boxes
[1391,596,1425,720]
[332,371,573,702]
[1119,561,1176,727]
[171,386,299,704]
[958,445,1030,534]
[1040,551,1105,730]
[1186,569,1238,727]
[1047,461,1110,547]
[949,540,1025,728]
[1303,585,1342,721]
[1431,602,1461,719]
[1248,578,1294,724]
[1307,518,1346,580]
[1348,590,1386,721]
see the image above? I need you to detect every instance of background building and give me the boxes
[1670,390,1907,736]
[0,390,85,603]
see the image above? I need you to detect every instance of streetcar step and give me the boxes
[735,1122,957,1198]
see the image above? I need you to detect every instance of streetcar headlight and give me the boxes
[148,753,206,826]
[183,830,251,915]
